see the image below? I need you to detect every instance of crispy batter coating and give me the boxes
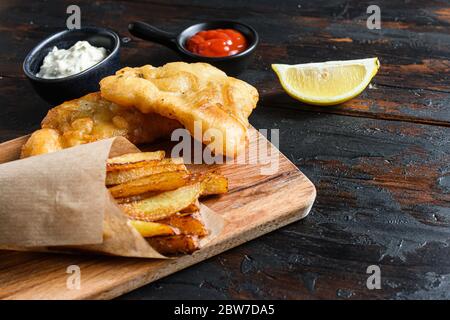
[20,128,64,157]
[21,92,181,158]
[100,62,258,157]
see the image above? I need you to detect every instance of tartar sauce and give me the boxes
[36,41,108,79]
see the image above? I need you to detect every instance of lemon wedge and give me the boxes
[272,58,380,106]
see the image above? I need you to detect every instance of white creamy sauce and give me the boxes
[36,41,108,79]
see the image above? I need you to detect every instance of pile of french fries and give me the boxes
[106,151,228,255]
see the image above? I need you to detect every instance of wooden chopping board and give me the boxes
[0,127,316,299]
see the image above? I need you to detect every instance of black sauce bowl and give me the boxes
[128,20,259,75]
[23,27,121,105]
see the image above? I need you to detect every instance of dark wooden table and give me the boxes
[1,0,449,299]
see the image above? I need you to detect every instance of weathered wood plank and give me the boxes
[1,72,449,150]
[0,128,316,299]
[1,0,449,84]
[0,0,448,127]
[121,106,450,299]
[1,0,449,300]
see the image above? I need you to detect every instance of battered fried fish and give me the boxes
[100,62,258,157]
[21,92,181,158]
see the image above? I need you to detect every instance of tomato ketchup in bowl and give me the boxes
[186,29,248,57]
[128,20,258,75]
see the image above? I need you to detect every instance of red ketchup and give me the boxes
[186,29,248,57]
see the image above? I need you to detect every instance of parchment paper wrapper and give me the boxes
[0,137,223,258]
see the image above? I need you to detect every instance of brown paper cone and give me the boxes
[0,137,223,258]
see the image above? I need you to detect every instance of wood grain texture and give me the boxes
[0,0,449,130]
[0,128,316,299]
[122,107,450,300]
[1,0,449,300]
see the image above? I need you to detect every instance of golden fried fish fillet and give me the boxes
[21,92,181,158]
[100,62,259,157]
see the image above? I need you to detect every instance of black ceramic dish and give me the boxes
[23,27,120,105]
[128,21,259,75]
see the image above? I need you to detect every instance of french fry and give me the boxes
[180,200,200,214]
[201,172,228,196]
[108,171,188,198]
[108,153,166,171]
[158,213,208,237]
[107,156,184,172]
[119,183,202,221]
[106,162,187,185]
[115,189,196,205]
[107,160,158,172]
[129,220,177,237]
[189,172,228,196]
[108,151,165,166]
[106,151,228,256]
[114,191,160,204]
[147,235,200,255]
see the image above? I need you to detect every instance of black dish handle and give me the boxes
[128,21,178,51]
